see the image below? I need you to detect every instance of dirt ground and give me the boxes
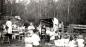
[0,38,55,47]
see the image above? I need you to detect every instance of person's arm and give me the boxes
[83,39,85,46]
[6,21,8,26]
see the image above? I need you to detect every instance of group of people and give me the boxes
[17,22,85,47]
[1,18,85,47]
[25,22,40,47]
[2,19,25,39]
[36,24,85,47]
[54,34,85,47]
[2,19,40,47]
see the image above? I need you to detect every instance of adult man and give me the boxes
[6,19,12,39]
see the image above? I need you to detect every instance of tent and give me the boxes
[40,18,53,27]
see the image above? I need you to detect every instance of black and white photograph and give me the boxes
[0,0,86,47]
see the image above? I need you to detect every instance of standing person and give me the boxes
[28,22,35,30]
[64,34,69,47]
[25,33,33,47]
[54,31,60,47]
[6,19,12,39]
[50,31,55,44]
[54,38,60,47]
[53,17,59,32]
[37,24,41,35]
[77,35,84,47]
[69,37,77,47]
[31,31,40,47]
[27,22,35,34]
[3,24,7,32]
[46,27,52,42]
[41,25,46,41]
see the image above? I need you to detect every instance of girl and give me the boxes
[25,33,33,47]
[32,31,40,47]
[69,37,77,47]
[77,35,84,47]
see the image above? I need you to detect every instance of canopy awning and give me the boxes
[40,18,53,27]
[70,24,86,29]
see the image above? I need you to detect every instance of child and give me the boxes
[69,38,77,47]
[54,39,61,47]
[64,38,69,47]
[25,33,33,47]
[60,36,65,47]
[77,36,84,47]
[64,34,69,47]
[31,31,40,47]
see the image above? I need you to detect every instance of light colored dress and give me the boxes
[27,25,35,34]
[77,39,84,47]
[69,40,77,47]
[59,39,65,47]
[64,39,69,47]
[53,18,59,32]
[54,39,61,46]
[6,21,12,34]
[28,26,35,30]
[31,34,40,46]
[37,25,41,34]
[25,37,33,47]
[50,32,55,40]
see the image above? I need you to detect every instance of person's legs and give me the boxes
[25,44,32,47]
[12,34,16,39]
[33,45,40,47]
[5,33,9,37]
[46,35,50,42]
[6,34,12,39]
